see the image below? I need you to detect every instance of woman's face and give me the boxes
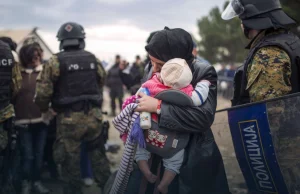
[149,55,165,73]
[31,50,41,67]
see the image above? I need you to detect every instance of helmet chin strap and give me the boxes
[243,26,251,39]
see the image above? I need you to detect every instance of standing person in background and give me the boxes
[15,40,50,194]
[35,22,111,194]
[192,40,210,65]
[122,60,129,70]
[217,64,227,77]
[127,55,145,95]
[119,31,158,92]
[106,55,124,116]
[227,64,235,79]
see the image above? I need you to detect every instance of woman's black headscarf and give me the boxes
[145,27,195,65]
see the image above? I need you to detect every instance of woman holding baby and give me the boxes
[108,27,230,194]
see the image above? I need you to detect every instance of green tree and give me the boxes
[281,0,300,36]
[197,5,248,64]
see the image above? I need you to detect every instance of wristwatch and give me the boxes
[157,100,162,115]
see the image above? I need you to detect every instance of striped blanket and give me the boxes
[110,103,139,194]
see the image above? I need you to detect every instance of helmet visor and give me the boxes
[222,0,245,20]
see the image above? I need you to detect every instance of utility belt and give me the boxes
[53,100,101,114]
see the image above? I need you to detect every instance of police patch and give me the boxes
[65,24,73,32]
[90,63,95,69]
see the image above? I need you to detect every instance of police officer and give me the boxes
[0,37,18,64]
[0,40,22,193]
[34,22,111,194]
[222,0,300,193]
[222,0,299,105]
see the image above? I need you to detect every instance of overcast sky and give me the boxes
[0,0,225,62]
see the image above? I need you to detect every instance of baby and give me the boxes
[135,58,211,194]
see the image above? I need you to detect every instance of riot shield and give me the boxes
[213,93,300,194]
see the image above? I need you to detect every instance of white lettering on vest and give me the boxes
[1,59,13,66]
[69,64,79,70]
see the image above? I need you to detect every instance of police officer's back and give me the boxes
[34,22,111,193]
[0,40,22,153]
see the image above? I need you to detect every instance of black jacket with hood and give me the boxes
[113,27,230,194]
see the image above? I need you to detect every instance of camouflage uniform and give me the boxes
[246,30,300,193]
[35,55,111,191]
[246,30,292,102]
[0,64,22,152]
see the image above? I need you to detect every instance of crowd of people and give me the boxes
[217,64,236,100]
[0,0,299,194]
[106,55,145,116]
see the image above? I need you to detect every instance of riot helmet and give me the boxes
[56,22,86,50]
[0,37,17,51]
[222,0,296,30]
[0,40,14,66]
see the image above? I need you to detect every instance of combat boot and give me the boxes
[33,181,49,194]
[21,180,31,194]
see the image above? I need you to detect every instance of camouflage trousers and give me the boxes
[53,110,111,192]
[0,123,8,153]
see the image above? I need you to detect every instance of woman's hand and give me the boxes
[135,92,158,113]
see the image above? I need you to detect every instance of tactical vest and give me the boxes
[52,50,102,112]
[238,31,300,105]
[0,43,14,110]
